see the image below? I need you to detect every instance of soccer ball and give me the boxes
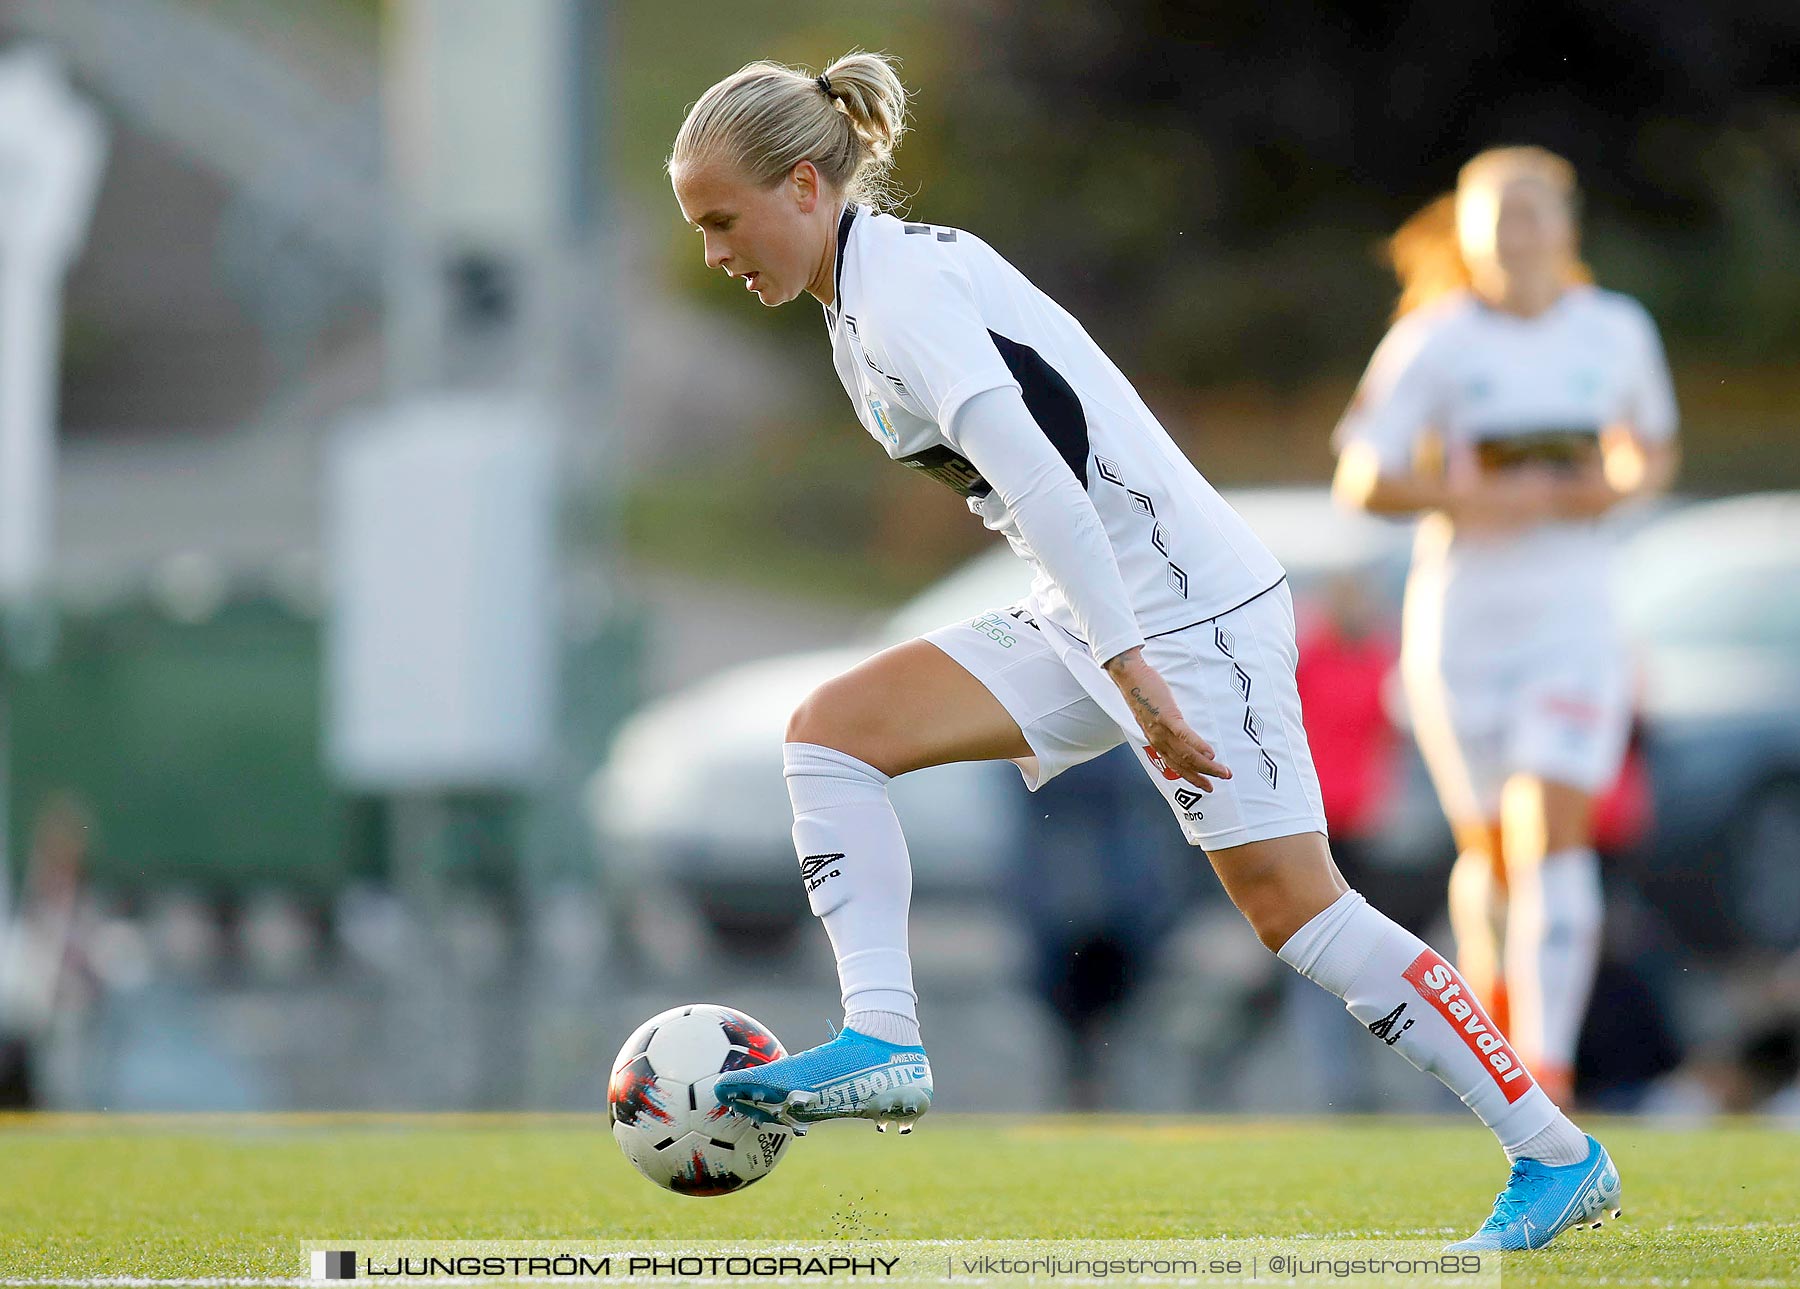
[608,1003,795,1196]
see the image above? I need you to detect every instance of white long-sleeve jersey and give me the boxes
[1334,286,1678,635]
[823,202,1285,664]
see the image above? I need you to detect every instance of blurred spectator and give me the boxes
[1284,574,1403,1112]
[1293,573,1400,879]
[1637,949,1800,1123]
[1591,723,1653,859]
[1008,749,1194,1109]
[0,793,101,1106]
[1570,958,1685,1109]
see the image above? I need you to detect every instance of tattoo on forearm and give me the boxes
[1128,687,1159,719]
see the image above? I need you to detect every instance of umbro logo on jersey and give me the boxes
[800,853,844,893]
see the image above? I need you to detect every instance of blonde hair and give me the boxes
[1387,145,1592,318]
[668,51,909,209]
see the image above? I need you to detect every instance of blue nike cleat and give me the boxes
[713,1027,932,1134]
[1447,1135,1623,1252]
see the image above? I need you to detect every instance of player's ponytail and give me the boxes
[1386,192,1469,320]
[1386,145,1593,319]
[669,51,910,210]
[815,51,908,202]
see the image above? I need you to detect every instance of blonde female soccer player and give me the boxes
[1333,148,1679,1108]
[671,56,1619,1249]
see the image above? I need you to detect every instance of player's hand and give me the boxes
[1545,461,1624,520]
[1103,648,1232,791]
[1442,466,1559,533]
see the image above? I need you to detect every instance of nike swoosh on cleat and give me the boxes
[1547,1155,1609,1236]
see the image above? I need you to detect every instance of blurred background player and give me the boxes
[671,57,1620,1250]
[1331,146,1681,1105]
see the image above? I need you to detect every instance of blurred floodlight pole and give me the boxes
[331,0,598,1102]
[381,0,587,397]
[0,46,106,927]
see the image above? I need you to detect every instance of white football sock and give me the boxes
[1279,889,1583,1161]
[784,742,919,1027]
[1505,847,1603,1073]
[1510,1112,1591,1167]
[1447,848,1505,1008]
[845,1009,923,1046]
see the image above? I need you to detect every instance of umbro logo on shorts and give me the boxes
[1173,787,1205,820]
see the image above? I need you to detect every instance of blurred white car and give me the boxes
[1613,491,1800,953]
[588,488,1410,951]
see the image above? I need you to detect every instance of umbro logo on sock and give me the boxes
[1366,1003,1413,1046]
[800,853,844,893]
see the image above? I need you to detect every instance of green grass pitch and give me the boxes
[0,1114,1792,1287]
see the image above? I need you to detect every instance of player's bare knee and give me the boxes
[786,681,897,773]
[1226,874,1314,951]
[1245,900,1309,952]
[1451,819,1501,864]
[787,686,855,752]
[784,691,826,746]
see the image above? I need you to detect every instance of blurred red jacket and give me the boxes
[1296,613,1398,839]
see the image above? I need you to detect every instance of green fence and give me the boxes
[3,595,643,898]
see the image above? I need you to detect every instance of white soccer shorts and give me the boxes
[1401,631,1634,823]
[923,581,1328,850]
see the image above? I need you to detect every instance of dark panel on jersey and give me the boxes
[831,204,858,310]
[1471,426,1602,473]
[986,332,1091,489]
[897,445,992,499]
